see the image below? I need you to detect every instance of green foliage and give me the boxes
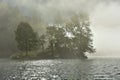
[44,14,95,59]
[15,22,39,55]
[65,14,95,58]
[13,14,95,59]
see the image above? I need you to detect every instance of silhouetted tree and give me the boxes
[65,14,95,58]
[15,22,38,55]
[40,14,95,59]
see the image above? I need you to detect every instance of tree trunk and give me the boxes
[41,44,44,52]
[50,40,54,56]
[25,39,28,56]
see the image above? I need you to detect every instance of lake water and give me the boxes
[0,58,120,80]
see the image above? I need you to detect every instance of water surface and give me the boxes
[0,58,120,80]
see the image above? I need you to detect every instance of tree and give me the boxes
[39,13,95,59]
[15,22,38,55]
[39,34,46,52]
[65,14,95,58]
[46,26,57,56]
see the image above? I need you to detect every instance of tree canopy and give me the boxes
[15,22,39,55]
[39,14,95,59]
[13,14,95,59]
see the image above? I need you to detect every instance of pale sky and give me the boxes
[89,1,120,58]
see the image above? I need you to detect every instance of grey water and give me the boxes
[0,58,120,80]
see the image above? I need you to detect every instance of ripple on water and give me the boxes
[0,59,120,79]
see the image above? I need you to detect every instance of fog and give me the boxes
[90,1,120,58]
[0,0,120,57]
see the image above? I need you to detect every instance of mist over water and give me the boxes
[90,1,120,57]
[0,0,120,57]
[0,0,120,80]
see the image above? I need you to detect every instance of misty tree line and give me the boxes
[15,14,95,59]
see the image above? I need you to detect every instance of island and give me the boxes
[11,14,95,60]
